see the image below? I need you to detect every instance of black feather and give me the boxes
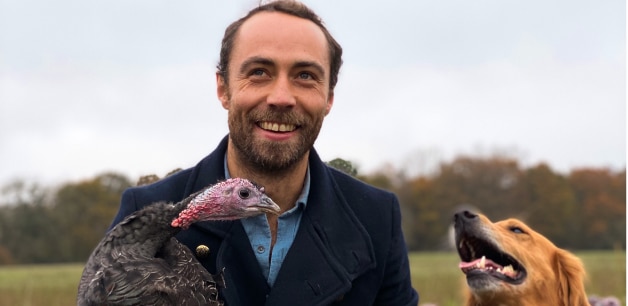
[77,192,224,306]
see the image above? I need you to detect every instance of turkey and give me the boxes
[77,178,280,306]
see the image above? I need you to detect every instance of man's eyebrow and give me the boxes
[239,57,326,77]
[294,61,326,77]
[239,56,274,74]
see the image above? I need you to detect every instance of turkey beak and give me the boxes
[258,195,281,215]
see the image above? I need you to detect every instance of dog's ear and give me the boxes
[553,248,589,306]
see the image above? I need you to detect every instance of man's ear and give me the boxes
[324,92,334,116]
[216,73,229,109]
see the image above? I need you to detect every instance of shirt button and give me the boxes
[257,245,265,253]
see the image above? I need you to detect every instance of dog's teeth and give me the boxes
[480,256,486,268]
[503,265,515,274]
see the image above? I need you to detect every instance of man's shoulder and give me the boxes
[324,165,401,236]
[327,166,395,202]
[122,168,194,209]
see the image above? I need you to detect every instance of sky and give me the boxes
[0,0,625,186]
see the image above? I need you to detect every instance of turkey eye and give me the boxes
[238,188,251,199]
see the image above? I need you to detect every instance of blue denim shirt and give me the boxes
[224,156,309,286]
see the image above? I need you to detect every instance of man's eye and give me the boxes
[298,72,313,80]
[250,69,266,77]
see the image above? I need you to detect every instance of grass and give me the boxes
[0,263,84,306]
[0,251,624,305]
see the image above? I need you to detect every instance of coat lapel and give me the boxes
[265,151,376,305]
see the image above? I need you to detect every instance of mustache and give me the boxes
[249,109,306,126]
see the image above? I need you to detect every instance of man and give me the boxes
[109,1,419,305]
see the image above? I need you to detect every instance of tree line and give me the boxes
[352,156,625,252]
[0,155,624,264]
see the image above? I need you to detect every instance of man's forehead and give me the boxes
[232,11,330,67]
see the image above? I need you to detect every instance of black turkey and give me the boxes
[77,178,280,306]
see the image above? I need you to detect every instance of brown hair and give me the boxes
[216,0,343,93]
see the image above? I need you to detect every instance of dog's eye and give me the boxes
[510,226,525,234]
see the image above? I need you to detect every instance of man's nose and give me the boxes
[266,76,296,107]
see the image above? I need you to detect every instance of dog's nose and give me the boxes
[454,210,478,223]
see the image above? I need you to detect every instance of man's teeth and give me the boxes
[260,122,296,132]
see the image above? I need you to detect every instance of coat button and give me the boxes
[196,245,210,258]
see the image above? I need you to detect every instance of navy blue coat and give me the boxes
[110,136,419,306]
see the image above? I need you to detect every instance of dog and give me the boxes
[453,210,590,306]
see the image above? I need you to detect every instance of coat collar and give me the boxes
[185,135,376,305]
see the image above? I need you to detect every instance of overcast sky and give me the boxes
[0,0,625,186]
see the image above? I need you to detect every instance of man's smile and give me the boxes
[258,121,298,132]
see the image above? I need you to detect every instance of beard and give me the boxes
[228,106,325,175]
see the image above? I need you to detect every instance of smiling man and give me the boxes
[108,1,419,305]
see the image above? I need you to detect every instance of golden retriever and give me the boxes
[453,210,590,306]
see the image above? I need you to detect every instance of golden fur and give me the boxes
[454,211,590,306]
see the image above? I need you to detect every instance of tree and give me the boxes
[0,180,54,263]
[326,158,358,177]
[49,172,132,262]
[396,156,527,250]
[521,163,580,248]
[396,176,443,250]
[431,156,524,219]
[569,168,626,249]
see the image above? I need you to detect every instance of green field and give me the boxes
[0,251,624,306]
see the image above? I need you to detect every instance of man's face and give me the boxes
[217,12,334,173]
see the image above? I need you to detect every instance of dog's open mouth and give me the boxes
[457,235,527,284]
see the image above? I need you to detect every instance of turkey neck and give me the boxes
[109,194,197,256]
